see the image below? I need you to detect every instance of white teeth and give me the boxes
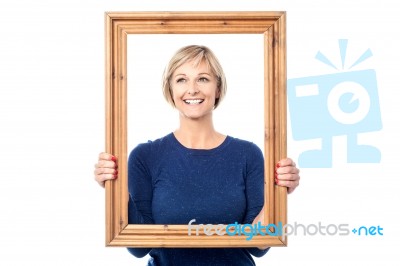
[184,99,203,104]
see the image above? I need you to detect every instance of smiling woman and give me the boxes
[95,11,297,265]
[163,44,226,108]
[97,42,299,264]
[169,58,220,121]
[164,46,226,149]
[124,45,272,264]
[127,34,264,154]
[127,45,264,228]
[127,34,263,151]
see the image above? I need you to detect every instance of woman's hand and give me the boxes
[253,158,299,249]
[94,152,118,187]
[253,158,300,225]
[275,158,300,194]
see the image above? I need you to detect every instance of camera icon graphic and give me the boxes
[287,40,382,168]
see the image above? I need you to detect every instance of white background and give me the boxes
[1,0,399,265]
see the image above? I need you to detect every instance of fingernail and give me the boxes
[114,170,118,175]
[276,163,280,168]
[113,174,118,179]
[275,178,279,184]
[111,156,117,162]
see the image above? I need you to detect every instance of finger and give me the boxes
[288,186,296,194]
[95,160,117,170]
[276,172,300,181]
[95,172,118,186]
[275,179,299,191]
[94,167,117,176]
[98,152,117,162]
[276,158,296,168]
[276,166,299,175]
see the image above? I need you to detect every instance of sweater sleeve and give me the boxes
[126,144,154,258]
[127,144,154,224]
[242,142,271,257]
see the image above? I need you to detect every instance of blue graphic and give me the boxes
[288,39,382,168]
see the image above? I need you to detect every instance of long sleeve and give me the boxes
[126,144,154,257]
[127,144,154,224]
[242,142,265,224]
[242,143,271,257]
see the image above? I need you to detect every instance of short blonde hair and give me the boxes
[162,45,227,109]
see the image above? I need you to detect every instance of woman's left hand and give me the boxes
[275,158,300,194]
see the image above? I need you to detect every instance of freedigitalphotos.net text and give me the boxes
[187,219,383,240]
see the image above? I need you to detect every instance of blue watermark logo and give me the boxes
[287,39,382,168]
[187,219,383,241]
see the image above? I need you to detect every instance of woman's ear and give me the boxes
[215,87,221,98]
[169,86,176,107]
[214,88,221,108]
[216,77,221,98]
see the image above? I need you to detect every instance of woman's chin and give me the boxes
[179,111,212,121]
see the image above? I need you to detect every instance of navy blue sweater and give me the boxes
[127,133,269,265]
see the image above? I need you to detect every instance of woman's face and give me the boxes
[170,60,220,120]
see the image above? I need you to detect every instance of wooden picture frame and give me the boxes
[105,11,287,247]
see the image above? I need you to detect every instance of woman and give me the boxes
[94,45,300,266]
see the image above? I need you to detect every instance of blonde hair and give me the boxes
[162,45,227,109]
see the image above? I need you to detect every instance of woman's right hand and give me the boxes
[94,152,118,187]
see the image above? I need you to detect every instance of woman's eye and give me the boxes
[198,77,209,82]
[176,78,186,83]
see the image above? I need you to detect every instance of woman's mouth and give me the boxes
[183,99,204,105]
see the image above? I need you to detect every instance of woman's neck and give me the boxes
[174,114,225,149]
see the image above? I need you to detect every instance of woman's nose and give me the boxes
[187,81,199,95]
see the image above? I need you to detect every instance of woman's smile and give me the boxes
[183,99,204,105]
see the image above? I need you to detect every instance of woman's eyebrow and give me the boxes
[173,73,186,77]
[173,72,211,77]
